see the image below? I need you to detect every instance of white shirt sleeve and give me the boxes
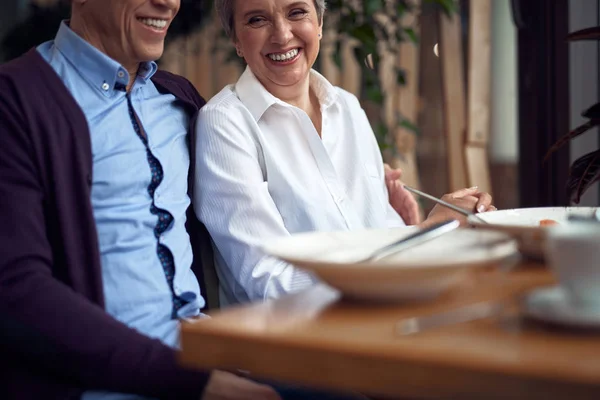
[193,104,317,302]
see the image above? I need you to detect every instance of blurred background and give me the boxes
[2,0,598,213]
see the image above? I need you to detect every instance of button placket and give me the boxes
[126,95,187,318]
[292,109,360,228]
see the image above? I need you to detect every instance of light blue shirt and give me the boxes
[37,22,204,400]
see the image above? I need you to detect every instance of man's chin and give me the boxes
[137,46,165,63]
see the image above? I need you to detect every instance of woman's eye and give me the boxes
[290,9,308,18]
[248,16,266,25]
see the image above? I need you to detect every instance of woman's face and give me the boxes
[232,0,322,92]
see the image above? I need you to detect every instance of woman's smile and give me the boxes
[266,47,302,65]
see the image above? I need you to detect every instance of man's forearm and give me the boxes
[0,265,209,399]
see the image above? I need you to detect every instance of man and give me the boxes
[0,0,282,398]
[0,0,427,398]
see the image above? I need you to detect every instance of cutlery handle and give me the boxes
[362,219,460,262]
[396,301,502,335]
[403,185,472,216]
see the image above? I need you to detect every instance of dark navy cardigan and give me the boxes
[0,49,213,399]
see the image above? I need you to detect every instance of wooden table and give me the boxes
[180,264,600,399]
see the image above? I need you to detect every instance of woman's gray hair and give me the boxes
[216,0,327,40]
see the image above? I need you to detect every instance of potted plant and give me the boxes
[545,26,600,204]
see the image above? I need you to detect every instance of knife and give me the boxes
[357,219,460,263]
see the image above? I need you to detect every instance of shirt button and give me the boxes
[101,82,110,91]
[117,71,125,78]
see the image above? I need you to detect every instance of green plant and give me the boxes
[324,0,457,154]
[545,27,600,204]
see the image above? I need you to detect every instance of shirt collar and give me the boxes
[235,65,338,122]
[53,20,157,95]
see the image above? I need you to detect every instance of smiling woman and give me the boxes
[227,0,324,105]
[193,0,495,306]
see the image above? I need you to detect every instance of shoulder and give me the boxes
[0,50,56,121]
[153,69,207,108]
[0,50,46,90]
[199,85,253,124]
[196,85,260,145]
[0,50,88,143]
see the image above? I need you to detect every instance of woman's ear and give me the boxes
[318,17,323,39]
[235,45,244,57]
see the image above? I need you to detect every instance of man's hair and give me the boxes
[216,0,326,40]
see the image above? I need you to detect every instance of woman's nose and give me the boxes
[271,19,294,45]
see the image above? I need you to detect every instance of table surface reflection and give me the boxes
[180,264,600,399]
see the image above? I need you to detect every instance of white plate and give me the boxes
[523,286,600,329]
[262,227,517,302]
[468,207,598,260]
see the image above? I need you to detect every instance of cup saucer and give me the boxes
[523,286,600,329]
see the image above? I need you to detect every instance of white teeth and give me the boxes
[139,18,167,29]
[268,48,299,62]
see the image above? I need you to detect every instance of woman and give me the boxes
[194,0,494,305]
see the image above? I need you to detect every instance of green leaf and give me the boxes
[396,2,407,16]
[349,24,377,49]
[374,122,390,150]
[396,68,406,85]
[567,150,600,204]
[399,118,420,135]
[364,0,384,17]
[582,101,600,119]
[333,40,343,69]
[353,46,370,71]
[544,120,599,162]
[366,85,384,105]
[425,0,458,17]
[568,27,600,41]
[403,27,419,44]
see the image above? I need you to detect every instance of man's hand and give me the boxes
[384,164,421,225]
[422,186,496,227]
[201,371,282,400]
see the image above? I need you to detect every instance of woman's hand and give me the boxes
[420,186,496,227]
[384,164,421,225]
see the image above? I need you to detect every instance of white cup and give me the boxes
[544,222,600,310]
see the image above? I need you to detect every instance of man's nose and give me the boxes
[151,0,179,11]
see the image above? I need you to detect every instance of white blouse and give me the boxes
[194,66,405,305]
